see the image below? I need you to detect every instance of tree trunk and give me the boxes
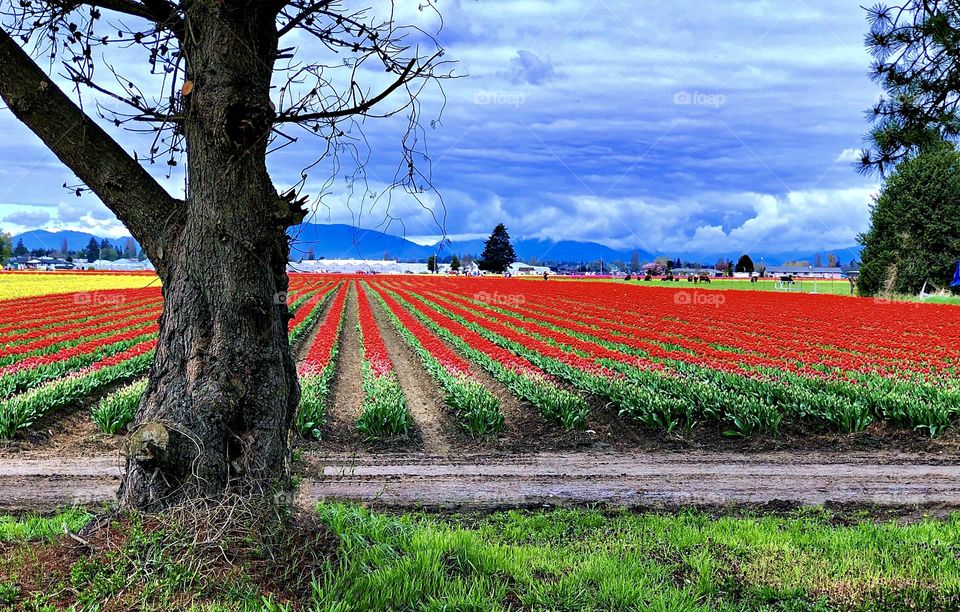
[119,5,297,510]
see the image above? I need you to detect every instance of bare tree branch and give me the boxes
[277,0,334,37]
[274,57,420,122]
[0,27,182,250]
[48,0,181,29]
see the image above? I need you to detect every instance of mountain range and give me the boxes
[10,225,862,267]
[285,223,861,266]
[10,229,135,254]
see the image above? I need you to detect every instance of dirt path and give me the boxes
[4,451,960,513]
[302,451,960,510]
[317,283,363,447]
[366,286,453,455]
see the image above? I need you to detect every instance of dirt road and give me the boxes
[3,451,960,513]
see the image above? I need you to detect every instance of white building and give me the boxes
[292,259,429,274]
[88,258,155,271]
[507,262,553,276]
[289,258,542,276]
[765,266,844,280]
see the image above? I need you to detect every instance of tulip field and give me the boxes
[1,271,960,445]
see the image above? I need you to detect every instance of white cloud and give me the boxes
[3,210,50,227]
[515,187,876,255]
[835,148,862,162]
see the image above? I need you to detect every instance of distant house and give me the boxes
[6,256,31,270]
[765,266,843,279]
[18,256,76,271]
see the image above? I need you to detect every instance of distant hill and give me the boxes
[288,223,435,261]
[288,223,657,264]
[11,229,135,253]
[10,224,860,266]
[443,237,653,264]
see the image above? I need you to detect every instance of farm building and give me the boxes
[507,262,553,276]
[293,259,428,274]
[87,258,155,271]
[764,266,844,279]
[6,256,76,270]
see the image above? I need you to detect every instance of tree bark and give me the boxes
[118,3,300,509]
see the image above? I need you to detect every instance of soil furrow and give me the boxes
[365,283,451,455]
[316,282,363,448]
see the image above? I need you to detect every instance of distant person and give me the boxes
[848,276,857,295]
[543,271,549,280]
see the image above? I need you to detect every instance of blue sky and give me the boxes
[0,0,881,257]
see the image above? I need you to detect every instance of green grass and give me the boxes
[0,508,91,542]
[542,276,856,295]
[3,505,960,609]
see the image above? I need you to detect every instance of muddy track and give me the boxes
[315,282,364,448]
[4,450,960,513]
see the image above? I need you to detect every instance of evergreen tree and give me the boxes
[99,239,120,261]
[858,144,960,295]
[12,238,27,257]
[478,224,517,274]
[0,233,11,264]
[427,254,438,273]
[860,2,960,174]
[735,254,755,274]
[450,254,461,272]
[85,237,100,261]
[123,237,137,259]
